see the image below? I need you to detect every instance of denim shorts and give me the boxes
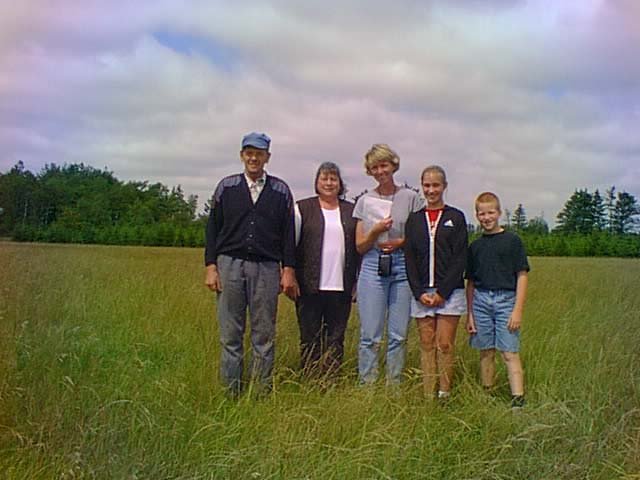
[469,288,519,352]
[411,288,466,318]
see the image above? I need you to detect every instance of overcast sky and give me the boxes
[1,1,639,225]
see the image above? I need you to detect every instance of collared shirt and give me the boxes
[244,172,266,204]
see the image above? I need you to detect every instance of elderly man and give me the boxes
[205,132,298,396]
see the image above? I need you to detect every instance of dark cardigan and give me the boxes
[205,173,295,267]
[404,205,468,300]
[295,197,359,296]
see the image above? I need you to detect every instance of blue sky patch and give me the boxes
[153,30,238,71]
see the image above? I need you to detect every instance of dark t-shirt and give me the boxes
[466,230,530,291]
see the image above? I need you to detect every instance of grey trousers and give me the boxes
[216,255,280,394]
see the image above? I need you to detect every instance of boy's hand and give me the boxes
[466,313,477,334]
[508,311,522,332]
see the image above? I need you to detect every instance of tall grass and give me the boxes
[1,242,639,479]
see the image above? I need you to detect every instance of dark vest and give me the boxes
[295,197,359,296]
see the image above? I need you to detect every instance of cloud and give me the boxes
[1,0,639,226]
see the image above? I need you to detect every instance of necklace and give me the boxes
[376,184,398,201]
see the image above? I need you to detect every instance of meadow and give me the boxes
[0,242,638,479]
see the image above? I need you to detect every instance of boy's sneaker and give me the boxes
[511,395,525,410]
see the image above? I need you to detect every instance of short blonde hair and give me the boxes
[475,192,501,211]
[364,144,400,175]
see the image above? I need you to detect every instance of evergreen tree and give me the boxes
[555,189,595,234]
[511,204,528,231]
[592,189,606,231]
[525,216,549,235]
[605,186,616,233]
[612,191,640,234]
[198,196,214,226]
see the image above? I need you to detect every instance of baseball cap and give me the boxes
[241,132,271,151]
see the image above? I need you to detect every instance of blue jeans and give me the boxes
[216,255,280,394]
[469,288,520,352]
[357,249,412,384]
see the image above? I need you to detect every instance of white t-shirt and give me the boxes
[319,207,345,291]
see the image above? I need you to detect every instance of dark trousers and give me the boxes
[295,291,352,374]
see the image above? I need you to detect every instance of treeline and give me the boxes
[0,162,205,246]
[554,187,638,235]
[500,232,639,258]
[480,187,640,257]
[1,162,639,257]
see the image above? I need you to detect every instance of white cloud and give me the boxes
[0,0,639,226]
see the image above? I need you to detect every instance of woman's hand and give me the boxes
[372,216,393,235]
[419,293,432,306]
[378,237,404,253]
[430,292,445,307]
[420,292,445,307]
[356,218,393,255]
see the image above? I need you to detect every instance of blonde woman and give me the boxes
[353,144,424,385]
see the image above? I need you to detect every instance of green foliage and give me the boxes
[612,191,640,234]
[555,187,639,235]
[521,232,640,258]
[523,216,549,235]
[0,161,38,234]
[1,244,639,478]
[511,203,527,231]
[555,189,597,234]
[0,162,202,246]
[469,230,639,258]
[605,186,616,233]
[592,189,606,231]
[3,163,639,258]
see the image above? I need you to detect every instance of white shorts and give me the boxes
[411,288,466,318]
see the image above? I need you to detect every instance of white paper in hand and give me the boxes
[363,196,393,222]
[363,196,393,244]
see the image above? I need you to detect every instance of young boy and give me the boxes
[466,192,530,409]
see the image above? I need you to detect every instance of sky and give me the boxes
[1,0,639,226]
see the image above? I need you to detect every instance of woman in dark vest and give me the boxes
[294,162,359,375]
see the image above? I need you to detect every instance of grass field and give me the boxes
[0,242,639,479]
